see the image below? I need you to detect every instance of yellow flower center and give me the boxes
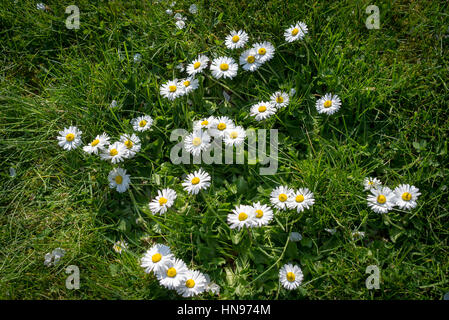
[185,279,195,288]
[124,140,133,148]
[258,105,267,112]
[169,85,177,92]
[291,28,299,36]
[65,133,75,142]
[324,100,332,108]
[229,131,238,139]
[255,209,263,218]
[232,35,240,43]
[278,193,288,202]
[201,120,209,126]
[246,56,255,64]
[158,197,168,205]
[368,181,374,185]
[377,195,386,204]
[286,272,296,282]
[276,96,284,103]
[402,192,412,201]
[152,253,162,263]
[238,212,248,221]
[258,48,266,55]
[220,63,229,71]
[115,175,123,184]
[139,120,147,127]
[193,61,201,69]
[191,177,200,185]
[183,80,190,87]
[217,123,226,130]
[295,195,305,203]
[110,148,118,156]
[167,267,177,278]
[192,137,202,146]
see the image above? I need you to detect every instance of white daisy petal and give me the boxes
[108,167,131,193]
[227,205,256,230]
[270,185,295,210]
[100,141,127,164]
[175,270,208,297]
[279,263,304,290]
[393,184,420,210]
[367,186,396,214]
[184,129,211,156]
[131,115,153,132]
[210,56,238,80]
[57,126,83,151]
[186,55,209,76]
[316,93,341,115]
[83,132,110,155]
[284,21,308,43]
[287,188,315,213]
[141,244,174,274]
[181,169,211,195]
[149,188,177,215]
[250,102,276,121]
[224,30,249,49]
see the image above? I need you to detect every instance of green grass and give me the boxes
[1,0,448,300]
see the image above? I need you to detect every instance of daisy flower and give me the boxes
[367,186,396,214]
[113,240,128,254]
[100,141,127,164]
[316,93,342,115]
[239,48,261,72]
[131,115,153,132]
[193,116,216,131]
[250,102,276,121]
[175,20,185,29]
[227,205,256,230]
[252,202,274,227]
[149,188,177,215]
[184,130,211,156]
[279,263,304,290]
[181,169,211,195]
[176,270,208,298]
[284,21,308,43]
[253,41,275,63]
[393,184,421,210]
[57,126,82,151]
[209,116,235,139]
[270,91,290,109]
[363,177,382,191]
[141,243,174,274]
[287,188,315,213]
[210,56,238,80]
[120,133,141,158]
[270,186,295,210]
[108,167,131,193]
[83,133,110,155]
[186,55,209,76]
[179,77,199,95]
[156,258,189,290]
[160,79,183,101]
[223,126,246,146]
[225,30,249,49]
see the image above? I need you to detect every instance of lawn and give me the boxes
[0,0,448,300]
